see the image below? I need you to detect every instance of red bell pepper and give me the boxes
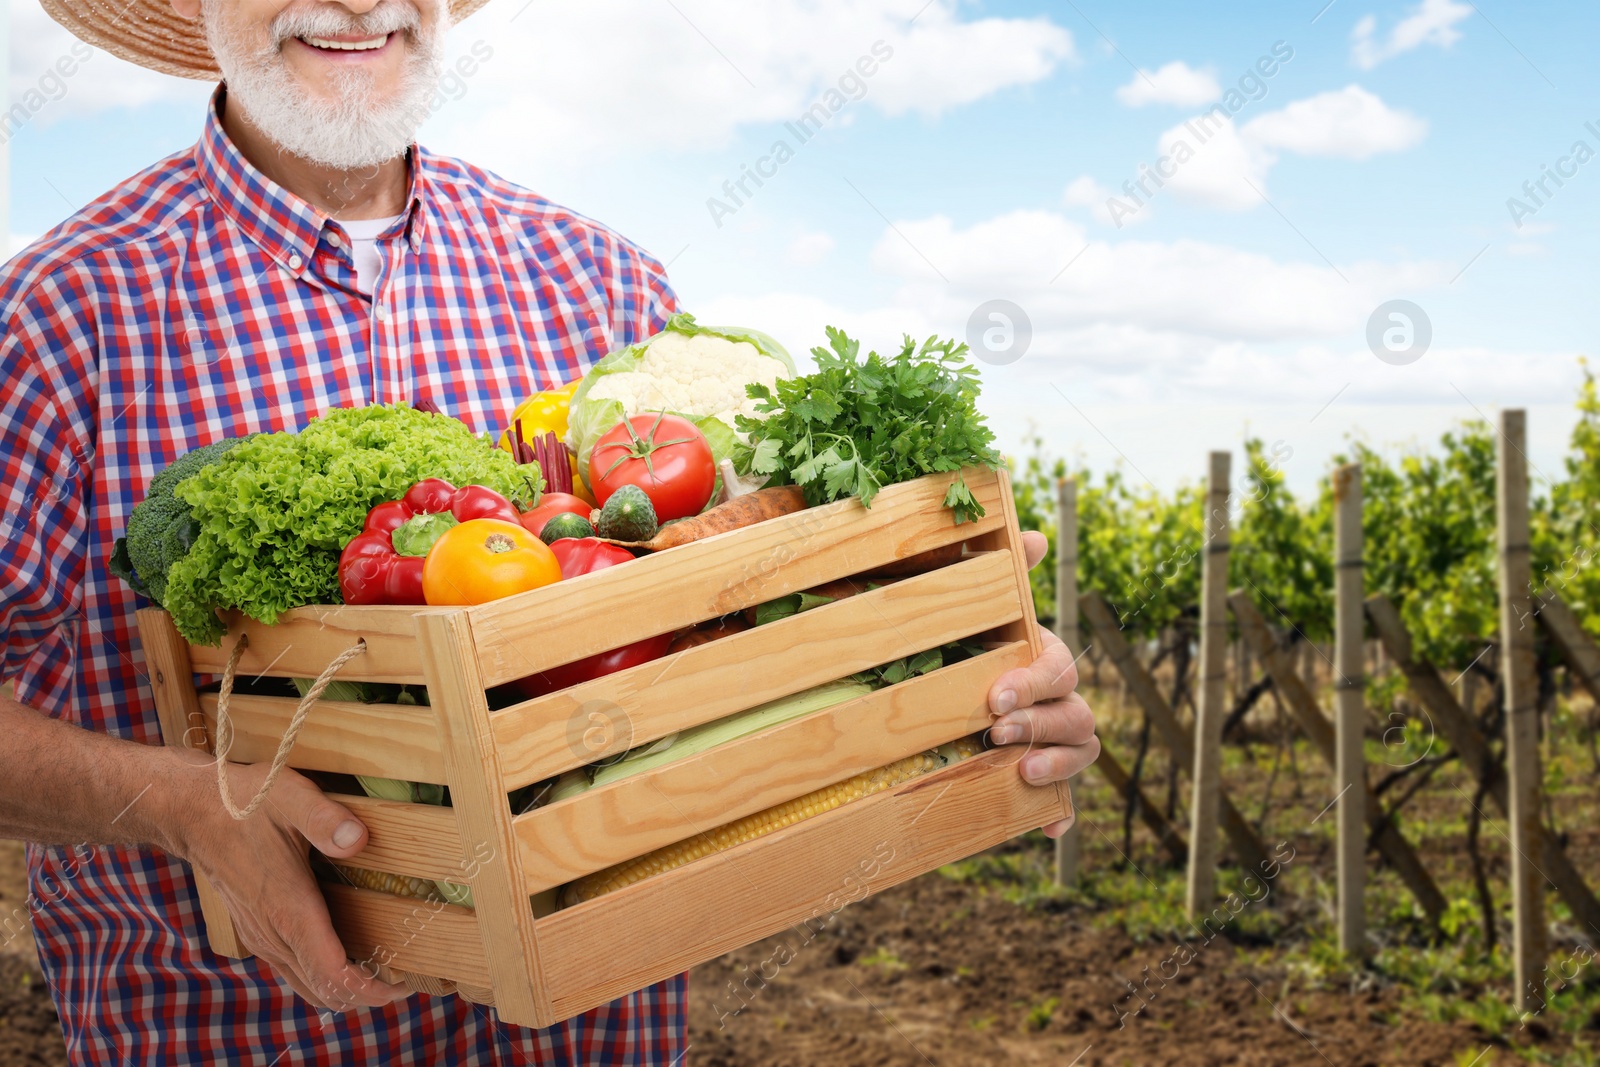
[338,480,522,605]
[515,538,672,697]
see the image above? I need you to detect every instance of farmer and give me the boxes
[0,0,1100,1062]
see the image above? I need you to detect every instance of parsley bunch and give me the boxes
[735,328,1001,523]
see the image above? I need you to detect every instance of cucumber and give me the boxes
[539,512,594,543]
[595,485,658,542]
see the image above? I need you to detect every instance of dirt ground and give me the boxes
[0,836,1526,1067]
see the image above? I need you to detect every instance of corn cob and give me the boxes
[330,864,445,903]
[562,735,986,906]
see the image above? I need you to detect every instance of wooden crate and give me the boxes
[136,466,1070,1027]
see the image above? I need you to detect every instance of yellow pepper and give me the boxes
[499,381,593,503]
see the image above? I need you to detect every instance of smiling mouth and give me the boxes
[297,33,394,53]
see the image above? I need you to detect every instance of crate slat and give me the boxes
[493,549,1024,790]
[534,751,1070,1022]
[188,606,439,684]
[466,467,1005,688]
[322,882,492,988]
[417,611,552,1025]
[136,607,246,958]
[196,694,446,784]
[512,641,1033,891]
[331,794,466,882]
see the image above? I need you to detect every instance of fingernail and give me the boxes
[994,689,1017,716]
[332,821,363,849]
[990,724,1020,745]
[1021,753,1051,783]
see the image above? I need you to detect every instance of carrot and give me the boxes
[666,615,751,655]
[863,542,966,578]
[603,485,809,551]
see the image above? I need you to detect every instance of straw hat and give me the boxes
[41,0,493,80]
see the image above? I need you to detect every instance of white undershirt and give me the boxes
[337,215,403,296]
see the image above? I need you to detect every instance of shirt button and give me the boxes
[288,253,304,270]
[376,304,390,322]
[327,233,343,249]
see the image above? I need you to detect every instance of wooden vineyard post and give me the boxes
[1332,464,1366,957]
[1055,476,1081,886]
[1080,593,1272,877]
[1498,409,1546,1011]
[1366,594,1600,939]
[1231,593,1447,928]
[1186,451,1230,918]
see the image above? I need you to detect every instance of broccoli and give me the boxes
[110,437,251,605]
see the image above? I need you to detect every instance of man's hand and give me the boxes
[985,529,1100,837]
[164,751,413,1013]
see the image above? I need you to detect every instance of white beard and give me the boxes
[204,1,449,172]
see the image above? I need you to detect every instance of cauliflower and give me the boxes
[566,313,795,480]
[584,331,784,430]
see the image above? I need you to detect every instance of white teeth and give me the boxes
[301,34,389,52]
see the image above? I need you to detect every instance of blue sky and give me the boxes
[9,0,1598,496]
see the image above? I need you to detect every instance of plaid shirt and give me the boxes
[1,91,687,1065]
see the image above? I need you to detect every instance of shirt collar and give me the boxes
[194,87,430,275]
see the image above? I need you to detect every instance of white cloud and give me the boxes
[434,0,1074,176]
[1157,115,1272,211]
[1063,175,1151,226]
[786,230,836,266]
[866,208,1451,343]
[9,0,212,120]
[1242,86,1427,159]
[1351,0,1473,69]
[1115,61,1221,108]
[1084,87,1425,218]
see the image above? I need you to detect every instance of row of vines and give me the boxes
[1011,361,1600,684]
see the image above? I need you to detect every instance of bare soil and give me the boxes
[0,834,1537,1067]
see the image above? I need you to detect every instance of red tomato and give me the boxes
[590,413,715,522]
[515,632,674,699]
[518,492,594,538]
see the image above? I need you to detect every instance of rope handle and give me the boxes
[212,633,368,820]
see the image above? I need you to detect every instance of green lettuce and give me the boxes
[166,405,538,645]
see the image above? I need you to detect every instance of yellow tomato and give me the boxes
[421,519,562,605]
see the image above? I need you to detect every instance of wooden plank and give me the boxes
[1091,742,1187,865]
[533,750,1069,1023]
[329,794,467,883]
[1186,451,1230,917]
[467,466,1006,688]
[321,882,492,988]
[187,605,436,685]
[1230,592,1447,927]
[197,693,446,784]
[492,550,1025,789]
[1080,593,1268,875]
[417,612,549,1027]
[1332,463,1367,956]
[512,644,1033,891]
[1537,593,1600,703]
[1367,594,1600,940]
[1497,408,1546,1010]
[135,607,245,958]
[1054,476,1081,886]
